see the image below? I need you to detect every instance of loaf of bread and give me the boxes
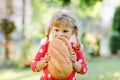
[48,36,73,79]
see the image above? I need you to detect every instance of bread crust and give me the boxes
[48,37,73,79]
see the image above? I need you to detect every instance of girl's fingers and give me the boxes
[70,55,77,62]
[44,54,51,61]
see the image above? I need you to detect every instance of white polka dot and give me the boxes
[72,77,75,80]
[48,74,51,78]
[78,59,83,63]
[42,73,45,77]
[83,68,87,73]
[39,48,43,53]
[32,60,35,63]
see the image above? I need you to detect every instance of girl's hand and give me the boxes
[36,54,50,72]
[69,54,77,63]
[43,54,51,65]
[70,53,81,72]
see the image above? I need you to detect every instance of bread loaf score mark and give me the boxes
[58,37,73,55]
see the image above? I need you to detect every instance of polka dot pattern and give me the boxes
[48,74,51,78]
[42,73,45,77]
[72,77,75,80]
[83,68,87,73]
[39,48,43,53]
[78,59,83,63]
[31,41,88,79]
[32,60,35,63]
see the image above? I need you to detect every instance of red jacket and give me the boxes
[31,41,88,80]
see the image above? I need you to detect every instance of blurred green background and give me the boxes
[0,0,120,80]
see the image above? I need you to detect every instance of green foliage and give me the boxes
[30,0,103,44]
[60,0,71,7]
[19,38,34,68]
[30,0,52,40]
[109,31,120,54]
[81,32,100,56]
[110,6,120,54]
[80,0,103,8]
[112,6,120,32]
[44,0,103,7]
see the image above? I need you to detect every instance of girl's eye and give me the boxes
[63,30,69,33]
[55,29,59,32]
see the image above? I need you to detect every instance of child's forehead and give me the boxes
[53,26,71,30]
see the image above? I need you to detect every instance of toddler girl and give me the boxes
[31,9,88,80]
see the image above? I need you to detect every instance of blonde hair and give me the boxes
[47,10,81,49]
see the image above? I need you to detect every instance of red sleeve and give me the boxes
[76,50,88,74]
[71,42,88,75]
[30,41,49,72]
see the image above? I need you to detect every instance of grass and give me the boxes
[78,56,120,80]
[0,56,120,80]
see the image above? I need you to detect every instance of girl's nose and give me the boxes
[58,31,64,36]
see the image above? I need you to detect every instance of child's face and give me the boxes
[51,26,73,40]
